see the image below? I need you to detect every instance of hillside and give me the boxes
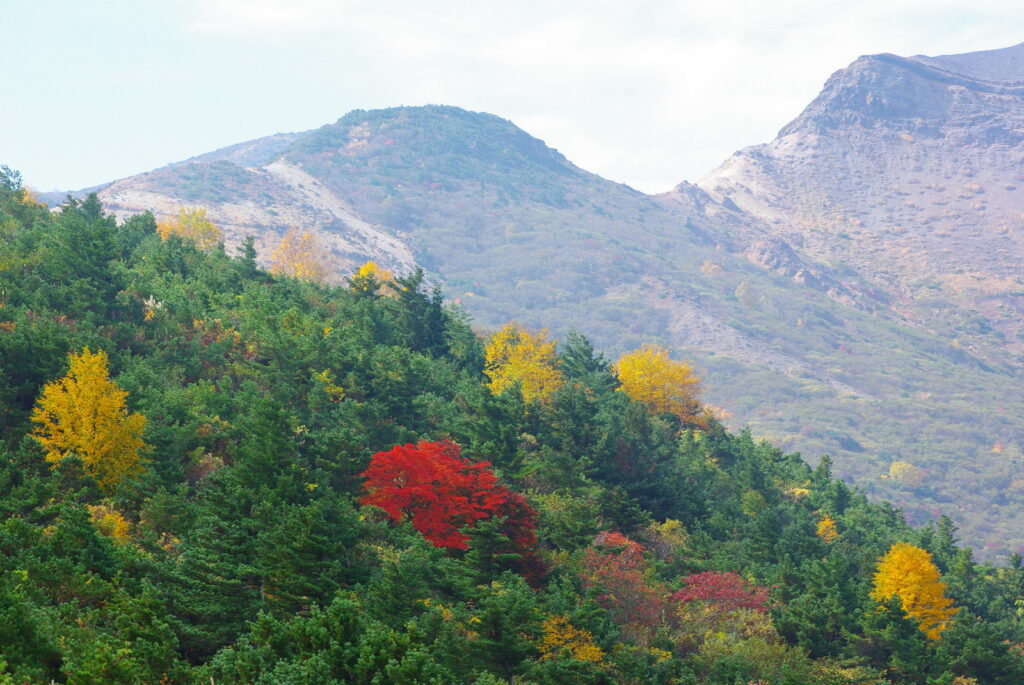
[77,93,1024,560]
[2,174,1024,682]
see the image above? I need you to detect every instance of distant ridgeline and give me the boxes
[2,168,1024,682]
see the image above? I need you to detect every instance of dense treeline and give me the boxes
[1,165,1023,683]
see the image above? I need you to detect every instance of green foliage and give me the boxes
[0,186,1022,682]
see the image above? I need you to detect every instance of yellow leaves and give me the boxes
[313,369,345,403]
[816,514,839,543]
[355,261,393,282]
[156,207,223,250]
[888,460,924,487]
[87,504,131,541]
[270,229,333,282]
[539,615,605,663]
[19,188,45,209]
[484,323,564,404]
[871,542,958,640]
[31,348,147,493]
[613,344,706,427]
[349,261,396,296]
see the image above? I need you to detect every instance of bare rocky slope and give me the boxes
[69,46,1024,559]
[695,43,1024,370]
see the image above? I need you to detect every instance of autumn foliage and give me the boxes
[580,532,668,639]
[671,571,771,614]
[31,347,147,492]
[349,260,394,294]
[484,323,564,404]
[156,207,223,250]
[538,615,605,663]
[613,344,706,427]
[871,542,958,640]
[270,228,333,282]
[360,440,537,553]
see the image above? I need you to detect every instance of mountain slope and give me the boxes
[86,97,1024,559]
[696,43,1024,370]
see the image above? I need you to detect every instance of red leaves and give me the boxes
[360,440,537,552]
[671,571,771,613]
[580,532,668,638]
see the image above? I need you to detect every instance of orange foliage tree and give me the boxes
[31,348,147,492]
[484,323,564,404]
[612,344,706,427]
[871,542,958,639]
[269,229,333,282]
[156,207,223,250]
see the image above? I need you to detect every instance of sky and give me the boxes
[3,1,1023,194]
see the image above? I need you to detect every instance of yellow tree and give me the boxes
[816,514,839,543]
[156,207,223,250]
[612,344,706,427]
[270,229,333,282]
[871,542,958,640]
[349,261,395,295]
[538,615,604,662]
[484,323,564,404]
[31,348,147,492]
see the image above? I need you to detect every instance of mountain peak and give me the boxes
[776,45,1024,137]
[911,41,1024,84]
[284,105,576,180]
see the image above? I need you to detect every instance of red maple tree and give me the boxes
[580,532,669,638]
[670,571,771,613]
[360,440,537,552]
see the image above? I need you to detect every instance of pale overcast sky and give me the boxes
[3,1,1023,193]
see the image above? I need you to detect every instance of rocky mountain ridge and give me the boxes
[696,43,1024,371]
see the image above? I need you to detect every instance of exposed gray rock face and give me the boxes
[697,43,1024,370]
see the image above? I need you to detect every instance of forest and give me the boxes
[1,164,1023,684]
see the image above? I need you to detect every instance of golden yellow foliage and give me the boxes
[19,188,46,209]
[816,514,839,543]
[613,345,706,427]
[313,369,345,403]
[269,229,333,282]
[484,323,564,404]
[31,348,147,492]
[888,460,924,487]
[87,504,131,541]
[871,542,958,640]
[156,207,223,250]
[350,261,395,295]
[539,615,604,662]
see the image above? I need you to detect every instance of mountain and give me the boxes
[75,59,1024,560]
[696,43,1024,370]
